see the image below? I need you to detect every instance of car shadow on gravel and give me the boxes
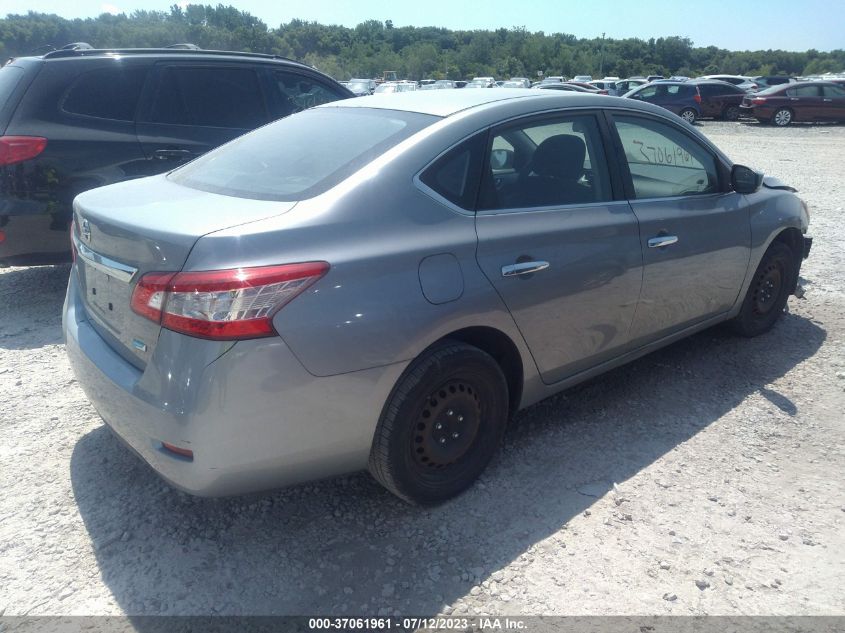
[0,265,70,350]
[70,311,824,617]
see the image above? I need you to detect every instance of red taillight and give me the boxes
[130,262,329,340]
[694,92,702,103]
[130,272,176,322]
[751,97,767,105]
[0,229,5,244]
[0,136,47,166]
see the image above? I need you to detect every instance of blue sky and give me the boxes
[3,0,843,52]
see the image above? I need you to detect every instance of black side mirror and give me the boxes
[731,164,764,194]
[490,148,515,170]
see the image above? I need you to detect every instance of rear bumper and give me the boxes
[740,104,773,119]
[63,266,406,496]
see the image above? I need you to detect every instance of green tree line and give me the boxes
[2,5,843,80]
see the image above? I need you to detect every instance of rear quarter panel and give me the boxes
[184,118,536,381]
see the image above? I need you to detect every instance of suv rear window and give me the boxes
[0,66,25,110]
[148,66,267,129]
[169,107,435,201]
[62,66,147,121]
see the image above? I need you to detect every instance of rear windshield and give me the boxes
[169,107,436,201]
[0,66,24,108]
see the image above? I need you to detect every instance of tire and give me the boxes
[679,108,697,124]
[722,105,740,121]
[368,341,509,505]
[728,242,794,337]
[773,107,793,127]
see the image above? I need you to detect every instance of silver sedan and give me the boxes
[64,90,811,504]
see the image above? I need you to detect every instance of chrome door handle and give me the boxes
[823,98,832,102]
[648,235,679,248]
[501,261,550,277]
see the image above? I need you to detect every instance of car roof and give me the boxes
[319,89,652,118]
[689,79,737,85]
[28,47,311,68]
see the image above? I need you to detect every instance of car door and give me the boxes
[785,84,823,121]
[135,62,271,173]
[474,112,643,384]
[607,112,751,344]
[697,84,724,118]
[820,84,845,121]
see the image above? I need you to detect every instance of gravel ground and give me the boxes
[0,120,843,618]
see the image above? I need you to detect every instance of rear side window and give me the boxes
[0,66,24,109]
[787,85,821,97]
[62,66,147,121]
[419,133,485,209]
[169,107,435,201]
[823,85,845,97]
[148,66,267,129]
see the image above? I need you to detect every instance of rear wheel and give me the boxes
[368,342,509,505]
[722,105,740,121]
[773,108,793,126]
[679,108,697,124]
[728,242,794,337]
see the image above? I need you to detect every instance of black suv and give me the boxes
[0,46,352,265]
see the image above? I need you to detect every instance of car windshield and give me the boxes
[169,108,436,201]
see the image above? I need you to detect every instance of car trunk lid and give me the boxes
[72,175,296,368]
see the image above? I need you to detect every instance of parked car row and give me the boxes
[0,43,815,504]
[622,77,845,126]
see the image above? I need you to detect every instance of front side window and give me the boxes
[169,107,435,201]
[478,114,613,210]
[272,71,347,118]
[636,86,658,100]
[62,66,147,121]
[147,66,267,129]
[614,115,719,199]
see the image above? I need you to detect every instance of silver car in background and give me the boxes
[64,90,811,504]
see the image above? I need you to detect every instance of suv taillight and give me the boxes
[130,263,329,340]
[694,90,702,104]
[0,136,47,166]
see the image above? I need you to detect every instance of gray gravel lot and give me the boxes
[0,120,843,617]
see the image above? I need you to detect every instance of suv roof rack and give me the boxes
[40,47,304,66]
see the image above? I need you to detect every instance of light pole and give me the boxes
[599,32,606,77]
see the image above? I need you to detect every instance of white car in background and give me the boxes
[699,74,758,92]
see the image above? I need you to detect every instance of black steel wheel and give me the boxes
[728,241,794,337]
[369,341,509,505]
